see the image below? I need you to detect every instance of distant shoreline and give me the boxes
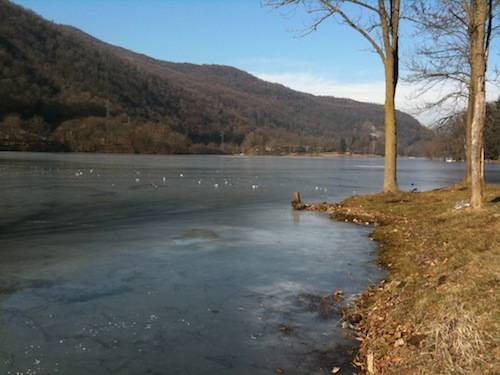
[2,150,500,163]
[274,151,383,158]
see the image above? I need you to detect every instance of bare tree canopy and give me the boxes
[407,0,500,116]
[265,0,401,82]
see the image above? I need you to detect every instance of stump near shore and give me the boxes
[291,192,307,210]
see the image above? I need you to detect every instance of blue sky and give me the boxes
[12,0,500,124]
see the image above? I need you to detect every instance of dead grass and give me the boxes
[430,304,487,373]
[322,184,500,374]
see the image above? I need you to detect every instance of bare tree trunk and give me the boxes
[470,73,486,208]
[469,0,488,209]
[383,54,399,193]
[465,90,474,187]
[465,35,480,189]
[481,147,485,181]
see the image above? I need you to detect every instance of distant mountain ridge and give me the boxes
[0,0,433,154]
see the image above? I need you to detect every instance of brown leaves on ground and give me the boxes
[308,184,500,374]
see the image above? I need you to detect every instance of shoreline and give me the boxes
[3,150,500,163]
[301,184,499,373]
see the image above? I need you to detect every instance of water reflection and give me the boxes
[291,210,301,225]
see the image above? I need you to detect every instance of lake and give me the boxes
[0,153,498,375]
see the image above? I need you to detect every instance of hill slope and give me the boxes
[0,0,432,154]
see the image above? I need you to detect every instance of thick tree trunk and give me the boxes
[383,56,399,193]
[470,73,486,208]
[469,0,488,209]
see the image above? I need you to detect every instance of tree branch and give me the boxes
[319,0,386,60]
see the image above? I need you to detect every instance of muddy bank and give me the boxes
[296,185,500,374]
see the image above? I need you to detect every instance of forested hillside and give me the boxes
[0,0,433,154]
[423,99,500,160]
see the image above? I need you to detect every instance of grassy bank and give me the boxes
[312,184,499,374]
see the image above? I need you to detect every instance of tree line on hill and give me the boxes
[0,0,432,157]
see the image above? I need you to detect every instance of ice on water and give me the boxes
[0,153,484,374]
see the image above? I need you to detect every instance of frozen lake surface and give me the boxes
[0,153,498,375]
